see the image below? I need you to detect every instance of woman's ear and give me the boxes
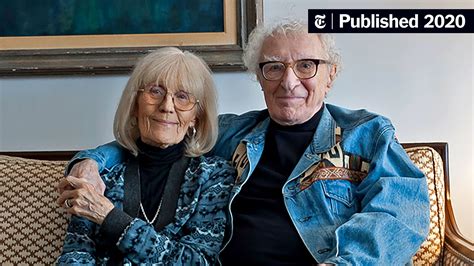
[190,118,197,128]
[132,100,138,116]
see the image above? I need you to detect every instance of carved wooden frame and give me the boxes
[0,0,263,76]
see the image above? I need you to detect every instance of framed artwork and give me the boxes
[0,0,263,75]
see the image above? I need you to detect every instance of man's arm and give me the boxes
[66,141,126,174]
[59,141,127,194]
[62,111,262,193]
[324,127,430,265]
[58,159,104,194]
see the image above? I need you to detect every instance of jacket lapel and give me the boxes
[123,158,140,217]
[154,156,190,230]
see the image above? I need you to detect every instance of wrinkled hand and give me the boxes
[57,159,105,195]
[57,176,114,225]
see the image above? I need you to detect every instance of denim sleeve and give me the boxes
[324,126,430,265]
[56,216,97,265]
[66,141,127,174]
[115,158,235,264]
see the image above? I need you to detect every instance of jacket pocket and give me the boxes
[321,179,358,221]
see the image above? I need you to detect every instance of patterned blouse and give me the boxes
[57,155,235,265]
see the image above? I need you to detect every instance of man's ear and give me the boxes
[327,64,338,89]
[256,73,265,91]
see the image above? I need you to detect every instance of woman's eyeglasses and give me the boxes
[138,84,199,111]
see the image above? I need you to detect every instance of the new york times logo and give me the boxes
[308,9,474,33]
[314,14,326,29]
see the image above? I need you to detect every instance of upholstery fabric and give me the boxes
[0,155,69,265]
[0,146,465,265]
[406,147,445,265]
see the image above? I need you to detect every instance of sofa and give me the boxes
[0,143,472,265]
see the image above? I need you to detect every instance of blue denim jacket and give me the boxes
[71,103,430,265]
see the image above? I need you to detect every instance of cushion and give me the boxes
[406,147,445,265]
[0,155,69,264]
[0,146,448,264]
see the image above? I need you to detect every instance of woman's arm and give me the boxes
[57,170,118,265]
[56,216,97,265]
[59,157,235,264]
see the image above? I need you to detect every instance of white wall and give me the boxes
[1,0,472,240]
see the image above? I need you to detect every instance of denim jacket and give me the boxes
[58,155,235,265]
[71,103,430,265]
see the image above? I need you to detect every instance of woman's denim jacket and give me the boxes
[71,103,430,265]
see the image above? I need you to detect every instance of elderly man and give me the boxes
[60,20,429,265]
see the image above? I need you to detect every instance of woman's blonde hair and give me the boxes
[113,47,218,157]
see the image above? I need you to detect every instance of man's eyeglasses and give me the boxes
[258,59,328,81]
[137,84,199,111]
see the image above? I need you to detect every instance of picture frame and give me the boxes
[0,0,263,76]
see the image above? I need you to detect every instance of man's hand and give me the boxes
[57,176,114,225]
[57,159,105,195]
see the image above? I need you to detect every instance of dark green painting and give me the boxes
[0,0,224,36]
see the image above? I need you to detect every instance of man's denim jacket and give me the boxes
[72,103,430,265]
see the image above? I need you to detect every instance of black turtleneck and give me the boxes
[136,139,184,221]
[97,140,185,262]
[220,107,324,266]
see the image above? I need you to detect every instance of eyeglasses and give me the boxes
[137,84,199,111]
[258,59,328,81]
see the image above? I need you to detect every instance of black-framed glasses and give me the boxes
[137,84,199,111]
[258,59,328,81]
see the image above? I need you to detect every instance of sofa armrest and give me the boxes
[402,142,473,265]
[444,180,474,263]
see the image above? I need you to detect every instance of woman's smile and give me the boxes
[151,118,179,126]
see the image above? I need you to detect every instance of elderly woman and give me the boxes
[56,47,235,264]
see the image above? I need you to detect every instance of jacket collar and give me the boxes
[308,104,337,154]
[241,116,269,146]
[242,104,337,156]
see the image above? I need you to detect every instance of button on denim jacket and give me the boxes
[71,103,430,265]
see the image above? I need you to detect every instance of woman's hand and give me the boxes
[57,176,114,225]
[57,159,106,195]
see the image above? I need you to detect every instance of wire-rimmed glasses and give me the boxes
[137,84,199,111]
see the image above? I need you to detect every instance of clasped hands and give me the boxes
[56,159,112,225]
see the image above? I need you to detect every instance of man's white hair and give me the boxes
[243,18,342,78]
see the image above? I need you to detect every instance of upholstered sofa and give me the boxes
[0,143,472,265]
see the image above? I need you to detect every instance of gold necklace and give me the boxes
[139,196,164,224]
